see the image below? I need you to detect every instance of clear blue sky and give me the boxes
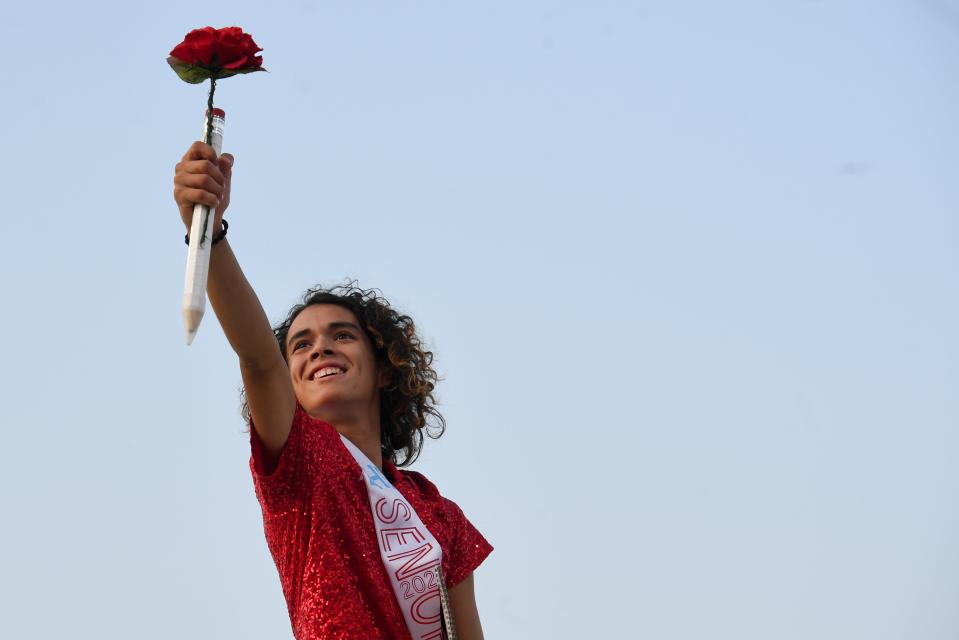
[1,1,957,638]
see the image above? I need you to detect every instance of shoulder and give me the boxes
[393,468,442,499]
[394,468,471,527]
[391,467,494,587]
[394,468,466,516]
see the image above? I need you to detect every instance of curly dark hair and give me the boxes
[241,281,445,467]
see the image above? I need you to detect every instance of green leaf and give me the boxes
[167,57,214,84]
[231,67,268,76]
[167,57,268,84]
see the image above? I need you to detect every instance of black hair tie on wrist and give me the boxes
[185,219,228,246]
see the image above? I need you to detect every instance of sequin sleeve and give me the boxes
[249,405,307,514]
[442,497,494,588]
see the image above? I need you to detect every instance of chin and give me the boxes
[299,394,346,422]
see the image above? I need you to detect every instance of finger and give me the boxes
[218,155,233,180]
[175,186,221,209]
[181,141,219,164]
[176,159,225,186]
[175,173,225,197]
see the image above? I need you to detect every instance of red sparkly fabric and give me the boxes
[249,404,493,639]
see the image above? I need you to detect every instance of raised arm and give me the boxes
[173,141,296,456]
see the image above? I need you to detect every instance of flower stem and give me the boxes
[205,77,217,145]
[200,77,217,247]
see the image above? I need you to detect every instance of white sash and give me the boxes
[339,435,449,639]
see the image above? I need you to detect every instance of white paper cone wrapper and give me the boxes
[182,108,225,344]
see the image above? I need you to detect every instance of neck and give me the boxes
[303,395,384,469]
[335,419,383,470]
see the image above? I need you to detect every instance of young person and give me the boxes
[173,141,493,639]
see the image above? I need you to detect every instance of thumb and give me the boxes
[219,153,234,170]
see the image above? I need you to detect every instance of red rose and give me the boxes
[168,26,265,84]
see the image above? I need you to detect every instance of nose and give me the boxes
[310,343,334,360]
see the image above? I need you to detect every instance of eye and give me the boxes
[335,331,355,341]
[292,340,310,351]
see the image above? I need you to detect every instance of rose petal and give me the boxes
[216,41,246,67]
[169,42,198,65]
[183,28,216,66]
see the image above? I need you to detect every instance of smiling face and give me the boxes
[285,303,383,427]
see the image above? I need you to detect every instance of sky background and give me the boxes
[1,1,957,638]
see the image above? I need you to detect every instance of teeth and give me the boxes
[313,367,343,380]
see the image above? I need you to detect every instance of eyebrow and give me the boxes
[286,321,362,351]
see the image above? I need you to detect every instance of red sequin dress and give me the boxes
[249,405,493,639]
